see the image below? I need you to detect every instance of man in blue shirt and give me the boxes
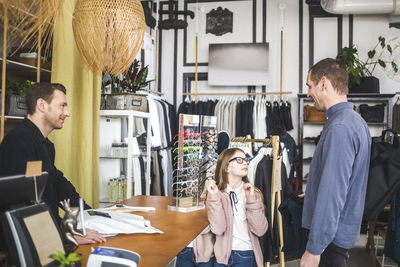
[300,58,371,267]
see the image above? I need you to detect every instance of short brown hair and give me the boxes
[26,82,67,115]
[309,58,348,95]
[214,148,249,192]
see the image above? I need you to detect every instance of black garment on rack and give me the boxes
[235,102,243,136]
[280,132,298,190]
[157,100,171,145]
[278,196,307,258]
[158,151,165,196]
[150,150,165,196]
[177,100,218,117]
[139,156,145,194]
[270,101,286,136]
[384,191,400,263]
[393,102,400,133]
[166,102,178,147]
[282,101,294,131]
[246,100,254,137]
[235,100,254,137]
[254,155,288,262]
[177,101,190,115]
[266,101,273,136]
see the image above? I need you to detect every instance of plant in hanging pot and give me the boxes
[336,36,399,94]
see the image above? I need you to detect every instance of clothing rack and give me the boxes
[230,135,285,267]
[183,91,292,98]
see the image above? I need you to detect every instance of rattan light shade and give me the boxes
[72,0,146,76]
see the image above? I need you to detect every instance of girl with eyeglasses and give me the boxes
[206,148,268,267]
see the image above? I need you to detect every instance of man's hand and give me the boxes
[300,250,320,267]
[75,228,106,244]
[244,183,255,197]
[207,179,219,194]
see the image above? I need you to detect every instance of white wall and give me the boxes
[155,0,400,143]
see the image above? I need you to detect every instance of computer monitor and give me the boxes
[1,203,65,267]
[0,172,48,211]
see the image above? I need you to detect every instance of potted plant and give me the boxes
[336,36,399,93]
[5,79,35,116]
[119,59,154,93]
[101,59,153,111]
[49,251,81,267]
[102,59,154,94]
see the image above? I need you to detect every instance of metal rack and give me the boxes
[230,135,285,267]
[298,93,395,187]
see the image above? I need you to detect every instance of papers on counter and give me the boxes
[78,210,163,237]
[96,204,156,213]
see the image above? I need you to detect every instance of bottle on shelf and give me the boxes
[118,178,124,202]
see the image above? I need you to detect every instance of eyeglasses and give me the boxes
[229,157,249,164]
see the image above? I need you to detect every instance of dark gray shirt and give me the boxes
[302,102,371,255]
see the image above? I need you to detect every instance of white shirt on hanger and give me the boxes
[147,97,162,147]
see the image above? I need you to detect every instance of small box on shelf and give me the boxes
[101,93,147,112]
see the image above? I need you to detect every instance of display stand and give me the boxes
[169,114,217,212]
[230,135,285,267]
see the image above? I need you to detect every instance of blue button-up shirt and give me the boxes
[302,102,371,255]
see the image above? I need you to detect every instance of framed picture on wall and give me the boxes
[183,0,254,66]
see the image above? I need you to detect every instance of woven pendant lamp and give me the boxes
[72,0,146,76]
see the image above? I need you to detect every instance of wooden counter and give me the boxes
[76,196,208,267]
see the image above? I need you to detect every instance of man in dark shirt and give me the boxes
[0,82,105,244]
[300,59,371,267]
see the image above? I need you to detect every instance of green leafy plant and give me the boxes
[49,251,81,267]
[6,80,35,97]
[336,36,399,88]
[120,59,154,93]
[102,59,154,94]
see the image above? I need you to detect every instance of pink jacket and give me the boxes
[193,225,215,263]
[206,190,268,267]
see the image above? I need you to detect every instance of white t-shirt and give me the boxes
[226,182,253,251]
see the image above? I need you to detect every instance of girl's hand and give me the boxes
[244,183,254,196]
[207,179,219,194]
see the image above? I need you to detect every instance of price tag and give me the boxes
[25,161,42,178]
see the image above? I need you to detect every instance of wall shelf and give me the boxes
[0,57,51,82]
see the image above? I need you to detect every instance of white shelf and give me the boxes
[2,115,24,120]
[100,109,150,119]
[99,110,152,198]
[0,57,51,82]
[0,57,51,72]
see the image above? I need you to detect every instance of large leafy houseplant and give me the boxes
[102,59,154,94]
[120,59,154,93]
[336,36,399,89]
